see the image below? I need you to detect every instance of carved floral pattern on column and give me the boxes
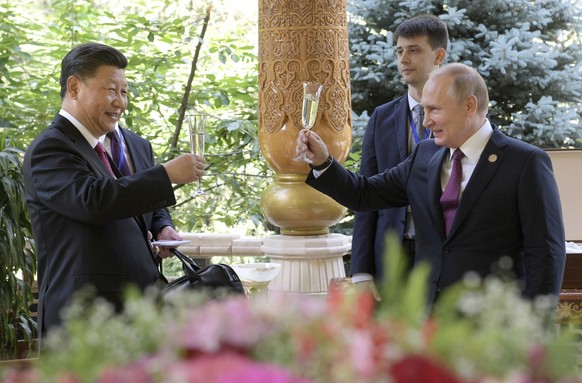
[258,0,351,169]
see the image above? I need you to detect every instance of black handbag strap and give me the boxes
[172,248,202,281]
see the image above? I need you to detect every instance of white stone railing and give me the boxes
[177,232,351,295]
[178,232,265,258]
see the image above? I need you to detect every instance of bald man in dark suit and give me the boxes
[298,63,565,304]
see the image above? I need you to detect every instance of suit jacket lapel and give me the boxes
[55,116,113,178]
[120,127,153,174]
[447,129,508,239]
[394,98,410,161]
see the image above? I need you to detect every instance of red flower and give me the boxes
[390,354,468,383]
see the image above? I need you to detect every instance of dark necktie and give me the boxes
[413,104,425,139]
[106,131,131,176]
[440,149,465,236]
[94,142,115,177]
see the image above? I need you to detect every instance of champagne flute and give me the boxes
[186,113,207,197]
[295,81,324,163]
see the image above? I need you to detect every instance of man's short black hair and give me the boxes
[59,42,128,99]
[393,15,449,51]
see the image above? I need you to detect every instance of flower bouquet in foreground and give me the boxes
[3,234,580,383]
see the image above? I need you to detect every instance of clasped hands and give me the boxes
[296,130,330,168]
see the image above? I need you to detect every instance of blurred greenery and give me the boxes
[348,0,582,148]
[0,133,36,359]
[0,0,270,235]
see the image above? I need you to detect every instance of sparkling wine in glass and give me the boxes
[186,113,207,197]
[295,81,324,163]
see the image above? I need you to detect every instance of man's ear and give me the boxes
[67,75,80,99]
[434,48,446,66]
[466,94,478,115]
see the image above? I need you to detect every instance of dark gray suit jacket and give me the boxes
[24,114,176,334]
[308,128,566,302]
[351,95,410,280]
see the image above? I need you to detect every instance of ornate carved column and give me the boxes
[258,0,352,295]
[258,0,352,236]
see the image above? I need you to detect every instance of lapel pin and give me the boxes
[488,154,498,163]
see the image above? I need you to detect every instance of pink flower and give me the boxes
[165,351,311,383]
[348,329,378,378]
[1,369,40,383]
[96,364,151,383]
[167,297,276,354]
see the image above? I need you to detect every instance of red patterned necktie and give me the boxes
[440,149,465,236]
[94,142,115,177]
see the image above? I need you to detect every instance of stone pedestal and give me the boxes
[262,234,350,295]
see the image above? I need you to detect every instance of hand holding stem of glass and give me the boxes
[186,113,207,196]
[295,81,324,163]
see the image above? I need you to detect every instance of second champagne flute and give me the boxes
[186,113,207,197]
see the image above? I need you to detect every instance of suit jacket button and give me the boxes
[443,247,450,254]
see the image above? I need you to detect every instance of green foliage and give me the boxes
[376,232,431,326]
[430,277,576,379]
[0,133,36,359]
[348,0,582,148]
[31,286,207,381]
[0,0,268,234]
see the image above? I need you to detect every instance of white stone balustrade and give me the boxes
[176,232,350,295]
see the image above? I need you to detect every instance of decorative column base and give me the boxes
[261,174,347,236]
[262,234,350,295]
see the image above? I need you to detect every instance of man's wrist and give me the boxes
[309,154,333,171]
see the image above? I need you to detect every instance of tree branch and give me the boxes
[171,5,212,152]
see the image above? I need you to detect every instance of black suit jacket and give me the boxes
[308,129,566,302]
[118,127,174,236]
[24,115,176,334]
[351,95,410,280]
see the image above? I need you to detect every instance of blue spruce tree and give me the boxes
[348,0,582,148]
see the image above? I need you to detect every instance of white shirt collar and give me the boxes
[407,93,420,111]
[59,109,103,148]
[99,124,122,144]
[448,119,494,164]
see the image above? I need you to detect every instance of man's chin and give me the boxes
[433,136,445,147]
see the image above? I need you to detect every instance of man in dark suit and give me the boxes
[352,15,448,283]
[298,63,565,303]
[24,42,205,336]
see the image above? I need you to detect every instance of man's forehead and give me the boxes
[396,35,431,48]
[421,75,450,101]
